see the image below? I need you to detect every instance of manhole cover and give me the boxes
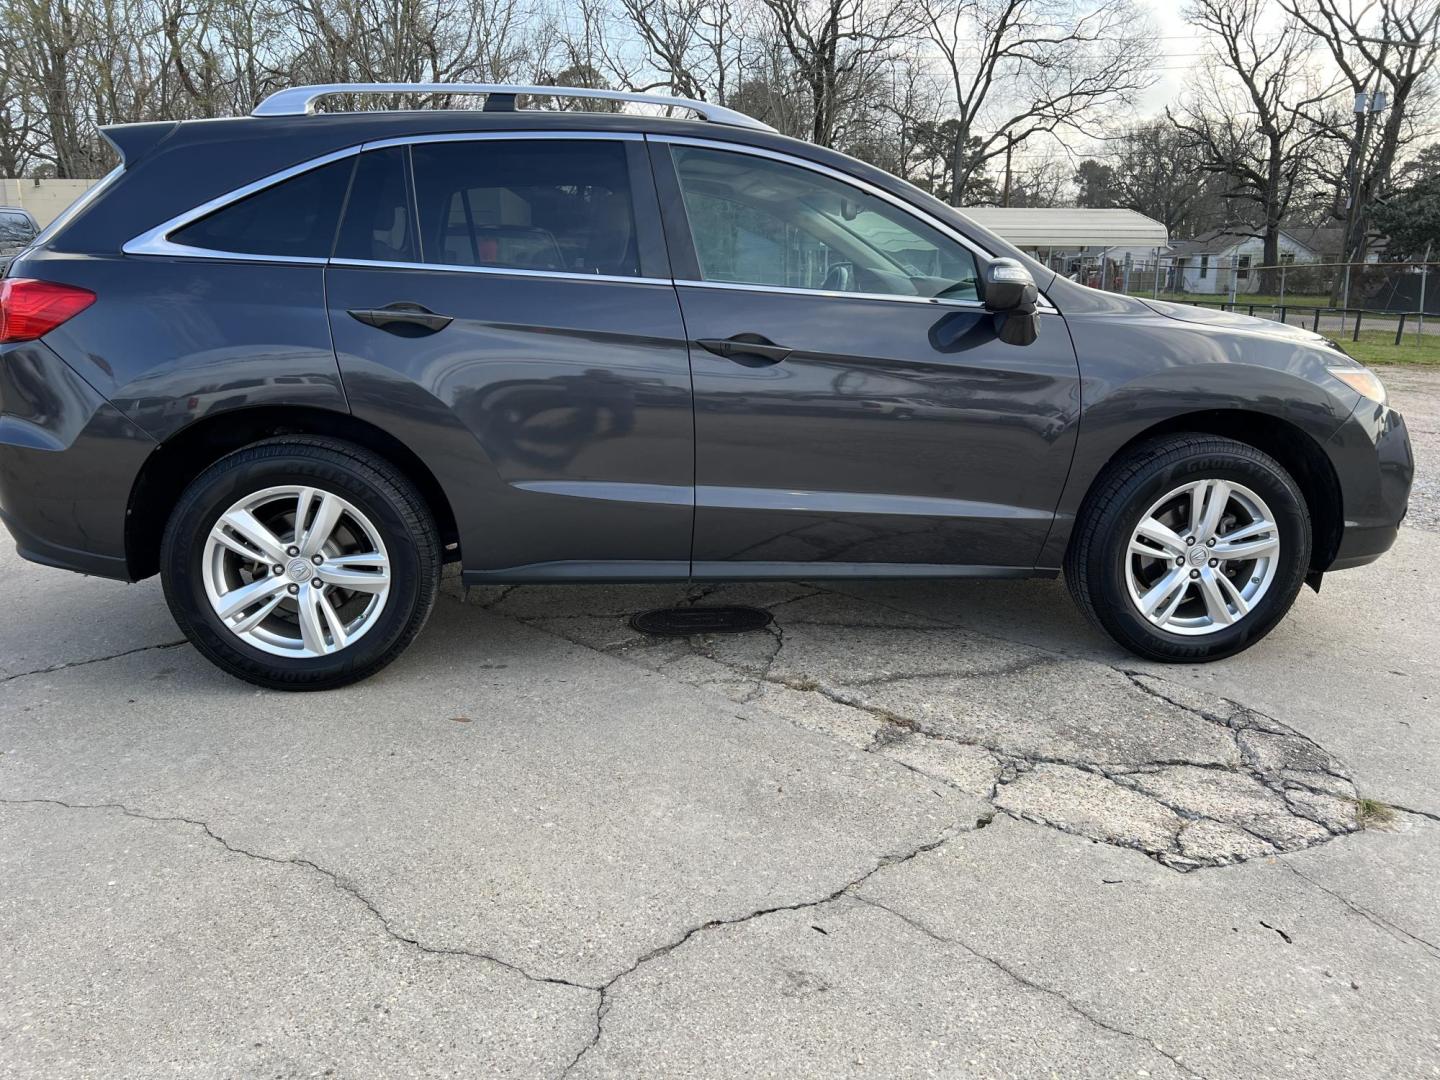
[631,605,774,637]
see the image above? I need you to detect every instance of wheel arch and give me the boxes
[125,405,460,580]
[1067,409,1344,574]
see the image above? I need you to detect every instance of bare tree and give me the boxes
[611,0,751,101]
[754,0,917,147]
[1100,119,1228,235]
[0,0,1168,197]
[1281,0,1440,275]
[1170,0,1329,290]
[917,0,1156,206]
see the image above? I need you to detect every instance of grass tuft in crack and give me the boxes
[1355,798,1396,829]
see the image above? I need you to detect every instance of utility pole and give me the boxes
[1340,79,1389,315]
[1002,143,1013,208]
[1421,240,1432,336]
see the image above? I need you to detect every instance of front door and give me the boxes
[326,134,695,580]
[651,139,1080,576]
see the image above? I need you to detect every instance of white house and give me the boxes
[1170,229,1326,294]
[1169,224,1390,295]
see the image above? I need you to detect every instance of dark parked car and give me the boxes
[0,206,40,275]
[0,84,1412,689]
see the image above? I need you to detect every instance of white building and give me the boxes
[959,207,1170,277]
[1170,229,1321,294]
[1169,225,1385,295]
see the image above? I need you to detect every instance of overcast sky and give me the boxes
[1140,0,1206,114]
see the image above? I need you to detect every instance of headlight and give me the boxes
[1327,365,1387,404]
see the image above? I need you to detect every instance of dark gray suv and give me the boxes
[0,83,1413,689]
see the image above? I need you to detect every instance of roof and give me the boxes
[1170,225,1366,259]
[1285,223,1385,258]
[956,207,1167,249]
[1171,227,1260,257]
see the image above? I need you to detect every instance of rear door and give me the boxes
[325,134,695,580]
[651,138,1080,576]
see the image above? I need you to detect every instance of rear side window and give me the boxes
[170,157,355,259]
[409,139,640,277]
[334,147,415,263]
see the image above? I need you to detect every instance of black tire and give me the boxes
[1065,434,1311,662]
[160,437,440,690]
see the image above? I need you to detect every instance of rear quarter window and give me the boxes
[170,157,356,259]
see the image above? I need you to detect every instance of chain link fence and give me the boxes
[1051,254,1438,344]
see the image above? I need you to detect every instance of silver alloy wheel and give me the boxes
[1124,478,1280,636]
[202,485,391,658]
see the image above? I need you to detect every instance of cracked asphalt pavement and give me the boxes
[3,369,1438,1078]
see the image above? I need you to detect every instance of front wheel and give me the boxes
[1065,434,1311,662]
[161,437,440,690]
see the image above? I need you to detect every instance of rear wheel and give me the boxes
[161,438,440,690]
[1065,434,1311,662]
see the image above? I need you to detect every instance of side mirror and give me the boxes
[982,257,1039,346]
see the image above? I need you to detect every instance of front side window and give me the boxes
[671,146,979,301]
[170,157,355,258]
[409,139,640,277]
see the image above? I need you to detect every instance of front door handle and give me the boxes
[347,302,454,333]
[697,334,792,366]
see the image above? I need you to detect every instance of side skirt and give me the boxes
[461,560,1058,585]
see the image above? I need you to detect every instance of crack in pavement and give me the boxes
[461,582,1371,872]
[558,827,965,1079]
[2,796,981,1080]
[0,639,188,683]
[1388,801,1440,824]
[0,796,601,998]
[1281,861,1440,961]
[850,895,1205,1079]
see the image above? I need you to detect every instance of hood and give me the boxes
[1140,298,1329,346]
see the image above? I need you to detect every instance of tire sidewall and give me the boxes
[163,449,427,686]
[1096,448,1310,659]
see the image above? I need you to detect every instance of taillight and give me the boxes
[0,278,96,343]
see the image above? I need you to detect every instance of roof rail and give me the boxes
[251,83,775,132]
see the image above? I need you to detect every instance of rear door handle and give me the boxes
[347,302,454,333]
[697,334,792,366]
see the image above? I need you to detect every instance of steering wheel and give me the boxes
[821,262,853,292]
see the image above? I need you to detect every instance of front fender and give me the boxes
[1039,308,1361,567]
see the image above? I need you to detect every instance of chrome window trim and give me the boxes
[122,144,363,260]
[674,278,987,311]
[252,82,776,133]
[330,257,671,287]
[651,134,1057,312]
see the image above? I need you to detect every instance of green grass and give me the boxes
[1341,329,1440,367]
[1355,798,1396,828]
